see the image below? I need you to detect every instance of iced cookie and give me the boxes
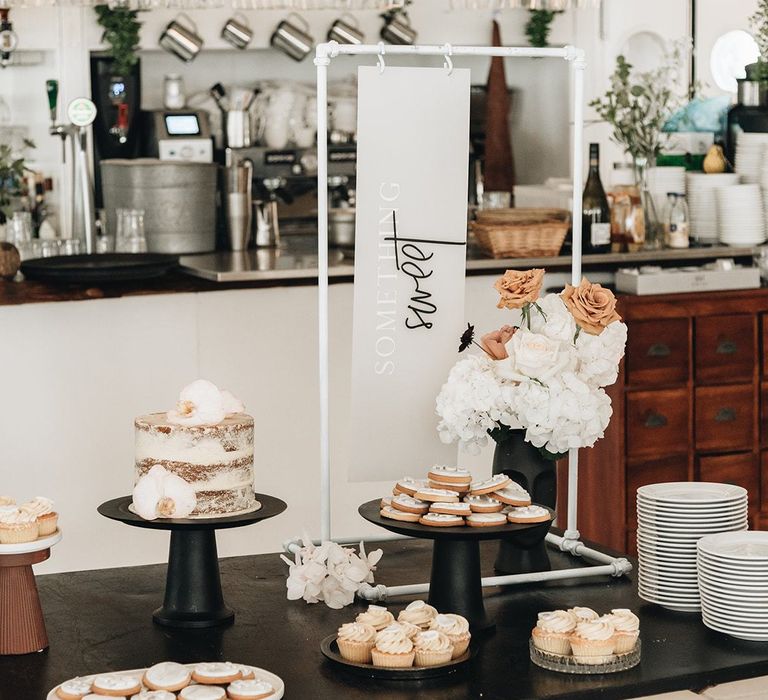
[469,474,510,495]
[467,512,507,527]
[418,513,464,527]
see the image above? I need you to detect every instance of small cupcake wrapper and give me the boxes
[414,649,452,667]
[337,639,374,664]
[449,637,470,659]
[614,632,639,654]
[370,649,415,668]
[532,634,572,656]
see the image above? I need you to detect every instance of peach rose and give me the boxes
[481,325,517,360]
[561,278,621,335]
[494,269,544,310]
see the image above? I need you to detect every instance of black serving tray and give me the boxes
[21,253,179,283]
[320,634,474,680]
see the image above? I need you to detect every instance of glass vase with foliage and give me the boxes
[0,139,34,224]
[590,46,689,249]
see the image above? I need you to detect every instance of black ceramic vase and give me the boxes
[492,429,556,574]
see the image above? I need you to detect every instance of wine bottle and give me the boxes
[581,143,611,254]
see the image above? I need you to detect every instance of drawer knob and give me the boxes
[644,411,668,429]
[647,343,671,358]
[716,339,737,355]
[715,407,737,423]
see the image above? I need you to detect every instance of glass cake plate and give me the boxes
[529,639,641,674]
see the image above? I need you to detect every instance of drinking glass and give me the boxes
[115,208,148,253]
[480,191,512,210]
[6,211,32,246]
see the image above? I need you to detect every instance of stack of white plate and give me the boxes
[636,482,749,613]
[685,172,740,244]
[698,531,768,641]
[735,132,768,183]
[647,167,687,222]
[715,183,767,245]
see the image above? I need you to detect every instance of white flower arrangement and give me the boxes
[280,534,383,609]
[436,271,627,459]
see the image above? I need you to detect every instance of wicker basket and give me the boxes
[471,208,570,259]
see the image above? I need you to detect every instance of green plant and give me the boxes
[525,9,562,48]
[94,5,142,77]
[589,47,688,163]
[0,139,34,223]
[750,0,768,83]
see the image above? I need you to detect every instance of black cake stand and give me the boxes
[358,500,553,632]
[98,495,286,629]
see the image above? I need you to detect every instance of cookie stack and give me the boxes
[54,662,277,700]
[379,467,548,528]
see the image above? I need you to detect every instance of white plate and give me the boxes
[46,664,285,700]
[698,531,768,561]
[702,618,768,642]
[637,483,747,504]
[0,529,62,555]
[636,538,700,553]
[637,593,701,612]
[697,553,768,572]
[638,582,700,599]
[701,597,768,615]
[702,610,768,630]
[637,523,747,537]
[697,573,768,593]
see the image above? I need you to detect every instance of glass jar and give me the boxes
[664,192,690,249]
[163,74,186,111]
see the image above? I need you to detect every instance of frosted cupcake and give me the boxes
[570,619,616,664]
[429,613,471,658]
[371,624,415,668]
[0,496,15,506]
[413,630,453,667]
[531,610,577,655]
[336,622,377,663]
[606,609,640,653]
[394,620,422,640]
[568,606,599,623]
[355,604,394,630]
[0,508,38,544]
[397,600,438,630]
[20,497,58,536]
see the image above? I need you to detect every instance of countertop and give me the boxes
[3,537,768,700]
[0,235,757,307]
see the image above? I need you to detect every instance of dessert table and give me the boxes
[3,535,768,700]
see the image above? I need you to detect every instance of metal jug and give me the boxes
[159,13,203,63]
[270,13,314,62]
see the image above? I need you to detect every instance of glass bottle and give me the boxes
[634,155,662,250]
[664,192,690,249]
[581,143,611,255]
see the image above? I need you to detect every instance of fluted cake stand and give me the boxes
[0,530,62,655]
[98,495,286,629]
[358,500,553,632]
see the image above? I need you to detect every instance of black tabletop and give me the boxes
[3,537,768,700]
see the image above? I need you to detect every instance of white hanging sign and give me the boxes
[348,65,470,482]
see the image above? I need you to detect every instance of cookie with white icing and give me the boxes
[390,493,430,515]
[493,483,531,506]
[427,466,472,485]
[91,674,143,697]
[179,687,226,700]
[418,513,464,527]
[143,661,192,692]
[463,494,504,513]
[56,679,93,700]
[469,474,510,496]
[227,678,275,700]
[393,478,429,497]
[429,502,471,516]
[380,506,420,523]
[506,505,550,523]
[413,488,459,504]
[467,512,507,527]
[192,662,241,685]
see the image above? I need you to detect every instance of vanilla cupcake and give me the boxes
[20,497,58,536]
[394,620,422,640]
[371,624,415,668]
[413,630,453,667]
[606,609,639,653]
[355,604,394,630]
[397,600,438,630]
[531,609,577,655]
[429,613,471,658]
[336,622,377,664]
[570,618,616,664]
[0,508,38,544]
[568,606,599,622]
[0,496,15,506]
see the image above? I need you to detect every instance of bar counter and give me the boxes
[4,538,768,700]
[0,237,756,307]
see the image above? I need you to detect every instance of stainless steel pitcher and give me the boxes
[270,13,314,62]
[159,13,203,63]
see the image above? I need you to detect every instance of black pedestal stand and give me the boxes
[358,500,552,633]
[98,495,287,629]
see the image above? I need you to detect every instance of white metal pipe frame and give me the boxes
[303,39,631,594]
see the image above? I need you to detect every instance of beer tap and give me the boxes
[46,80,98,253]
[0,10,18,69]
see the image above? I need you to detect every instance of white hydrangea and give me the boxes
[435,354,519,454]
[575,319,628,388]
[280,535,383,609]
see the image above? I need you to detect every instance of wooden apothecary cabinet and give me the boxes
[557,289,768,554]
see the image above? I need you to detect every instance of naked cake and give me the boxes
[133,380,257,519]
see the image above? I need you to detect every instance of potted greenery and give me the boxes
[525,9,562,48]
[590,46,689,249]
[94,4,141,79]
[0,138,34,225]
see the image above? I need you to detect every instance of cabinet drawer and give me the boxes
[626,455,689,530]
[762,315,768,378]
[695,384,754,453]
[626,389,689,459]
[695,315,755,384]
[626,319,689,386]
[698,452,760,516]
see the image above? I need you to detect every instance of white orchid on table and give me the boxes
[280,534,383,609]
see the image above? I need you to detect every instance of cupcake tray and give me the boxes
[529,639,641,675]
[320,634,474,680]
[0,528,62,555]
[46,663,284,699]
